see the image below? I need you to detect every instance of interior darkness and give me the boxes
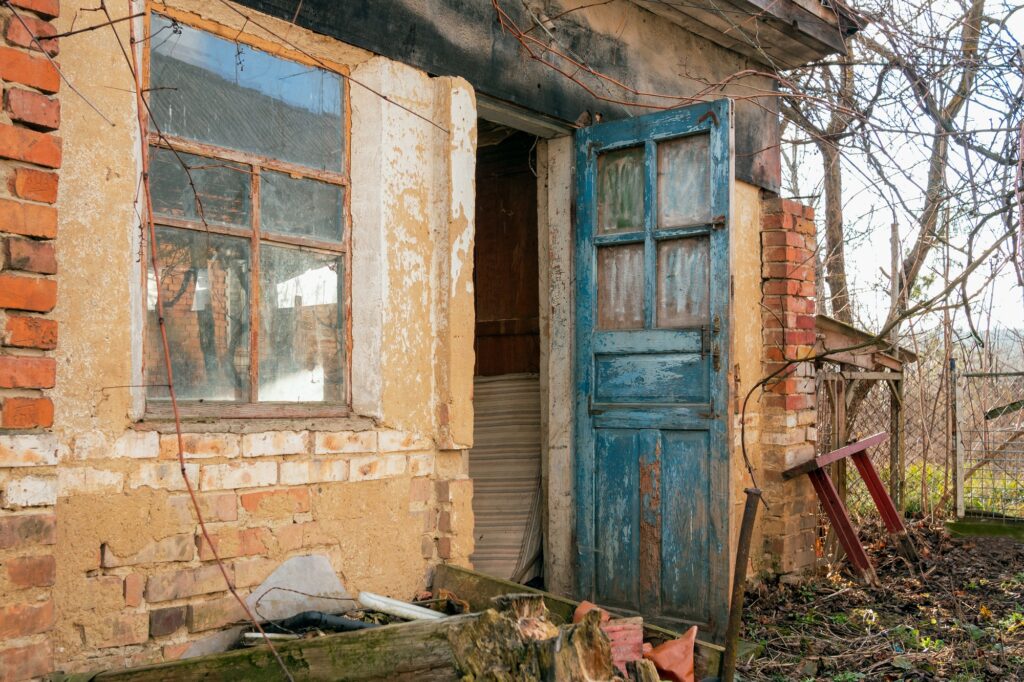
[473,124,540,377]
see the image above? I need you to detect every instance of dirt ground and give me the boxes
[739,522,1024,681]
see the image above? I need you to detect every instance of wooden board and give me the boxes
[432,563,723,677]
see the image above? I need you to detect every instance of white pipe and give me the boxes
[357,591,444,620]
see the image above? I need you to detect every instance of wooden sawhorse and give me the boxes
[784,432,920,586]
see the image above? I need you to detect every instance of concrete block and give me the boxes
[349,454,406,481]
[242,431,308,457]
[0,434,58,467]
[408,452,435,477]
[200,462,277,491]
[314,430,377,454]
[4,475,56,507]
[112,431,159,459]
[377,430,432,452]
[161,433,240,460]
[279,460,348,486]
[130,462,200,491]
[145,564,231,603]
[58,467,124,495]
[101,534,195,568]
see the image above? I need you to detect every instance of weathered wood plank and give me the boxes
[51,605,618,682]
[432,563,723,675]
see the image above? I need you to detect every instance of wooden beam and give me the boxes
[783,432,889,480]
[432,564,724,676]
[50,602,617,682]
[842,371,903,381]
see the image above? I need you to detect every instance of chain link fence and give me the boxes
[816,329,1022,524]
[957,367,1024,520]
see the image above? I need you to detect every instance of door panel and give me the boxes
[575,100,732,640]
[594,353,708,403]
[660,429,712,620]
[594,429,641,609]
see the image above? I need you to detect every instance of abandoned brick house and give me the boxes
[0,0,859,676]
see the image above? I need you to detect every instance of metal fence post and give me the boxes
[889,376,905,513]
[952,358,964,519]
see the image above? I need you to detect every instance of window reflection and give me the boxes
[259,245,344,402]
[146,228,251,401]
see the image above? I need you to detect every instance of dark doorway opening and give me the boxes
[469,123,543,583]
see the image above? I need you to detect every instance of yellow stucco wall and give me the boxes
[44,0,477,670]
[730,181,766,578]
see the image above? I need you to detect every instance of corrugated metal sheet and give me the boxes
[469,373,542,580]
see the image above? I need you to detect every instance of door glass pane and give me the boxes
[656,236,710,328]
[597,244,644,329]
[149,14,345,172]
[146,227,251,401]
[260,171,344,242]
[150,147,251,228]
[597,146,645,234]
[657,135,711,228]
[259,245,345,402]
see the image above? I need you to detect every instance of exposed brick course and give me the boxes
[0,355,56,388]
[0,17,61,680]
[9,167,58,203]
[4,87,59,130]
[8,0,61,19]
[759,196,819,577]
[5,553,55,588]
[0,124,61,168]
[2,314,57,349]
[0,512,55,549]
[1,396,53,428]
[0,47,59,93]
[0,599,54,639]
[149,606,187,638]
[4,15,58,56]
[145,564,231,603]
[4,237,57,273]
[0,273,56,311]
[0,197,56,238]
[0,641,51,682]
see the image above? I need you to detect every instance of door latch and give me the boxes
[710,315,721,371]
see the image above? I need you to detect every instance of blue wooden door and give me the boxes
[574,99,731,639]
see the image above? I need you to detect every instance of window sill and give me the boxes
[137,403,374,434]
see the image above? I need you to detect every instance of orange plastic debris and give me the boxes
[572,600,611,624]
[601,617,644,675]
[643,625,697,682]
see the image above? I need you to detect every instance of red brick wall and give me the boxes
[759,197,819,577]
[0,1,61,679]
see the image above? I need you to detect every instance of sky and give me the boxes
[784,2,1024,338]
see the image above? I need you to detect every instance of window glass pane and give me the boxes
[597,244,644,330]
[149,14,344,172]
[597,146,645,234]
[145,227,251,401]
[657,135,711,228]
[150,146,251,228]
[259,245,345,402]
[260,171,343,242]
[656,236,709,328]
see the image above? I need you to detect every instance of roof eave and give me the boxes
[631,0,864,69]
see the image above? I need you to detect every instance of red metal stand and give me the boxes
[784,432,920,586]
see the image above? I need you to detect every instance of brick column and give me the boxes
[758,196,819,577]
[0,0,61,679]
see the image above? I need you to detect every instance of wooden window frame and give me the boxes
[142,6,353,420]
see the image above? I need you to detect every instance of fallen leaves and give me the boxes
[739,521,1024,680]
